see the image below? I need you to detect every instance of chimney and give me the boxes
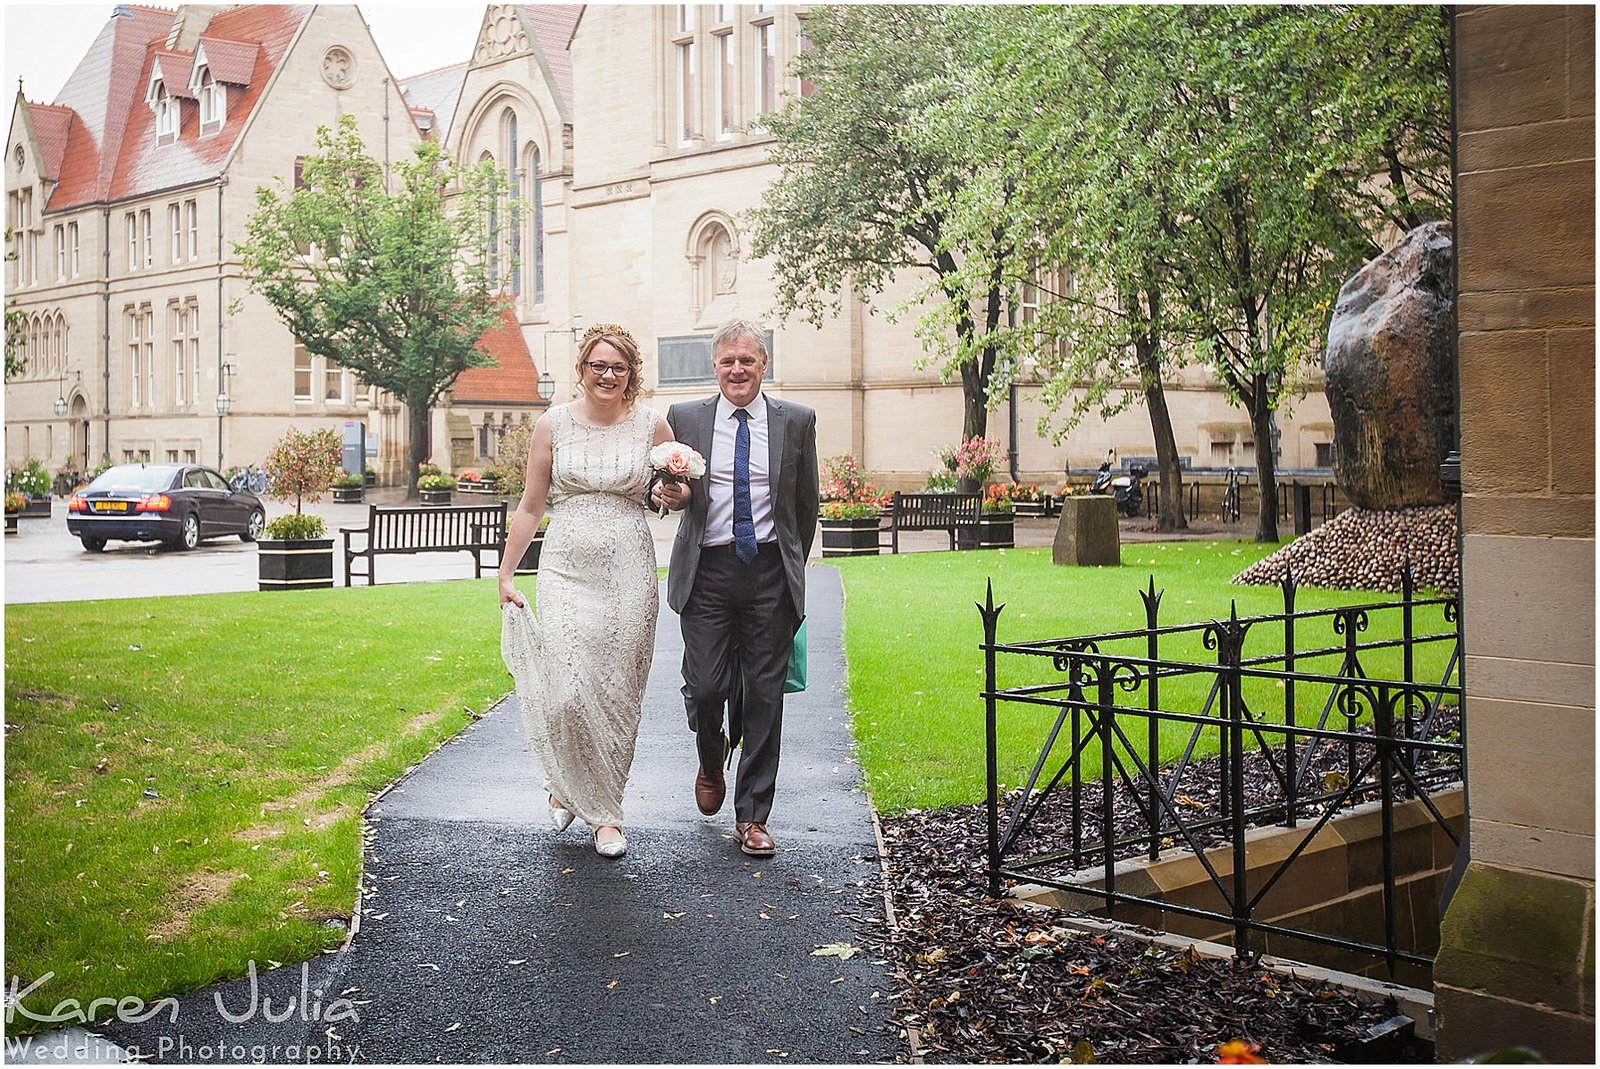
[167,5,234,52]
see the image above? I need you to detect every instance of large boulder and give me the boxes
[1323,221,1456,509]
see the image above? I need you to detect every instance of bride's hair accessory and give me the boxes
[581,322,637,350]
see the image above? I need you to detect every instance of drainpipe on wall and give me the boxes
[100,204,110,463]
[1006,296,1021,483]
[215,176,226,469]
[382,78,390,194]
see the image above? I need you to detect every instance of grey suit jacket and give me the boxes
[665,393,819,620]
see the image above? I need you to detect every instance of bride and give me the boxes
[498,323,673,858]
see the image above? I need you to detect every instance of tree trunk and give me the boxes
[407,401,431,501]
[1134,332,1187,532]
[1246,378,1279,543]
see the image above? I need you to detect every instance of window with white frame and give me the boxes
[323,357,345,404]
[55,314,66,376]
[127,308,143,408]
[293,344,312,402]
[186,300,201,405]
[68,222,79,277]
[10,188,36,286]
[753,10,778,119]
[54,225,64,281]
[798,16,816,97]
[167,449,179,464]
[527,144,544,305]
[169,204,182,263]
[674,6,698,145]
[504,109,521,297]
[126,212,138,271]
[713,9,736,138]
[154,90,177,141]
[140,209,153,268]
[197,67,225,129]
[185,199,198,260]
[142,306,155,406]
[172,303,187,405]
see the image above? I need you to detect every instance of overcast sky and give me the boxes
[4,4,491,106]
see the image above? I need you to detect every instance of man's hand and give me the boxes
[652,480,690,512]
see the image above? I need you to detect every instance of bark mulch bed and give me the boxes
[842,722,1457,1063]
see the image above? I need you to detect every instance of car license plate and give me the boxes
[92,501,131,512]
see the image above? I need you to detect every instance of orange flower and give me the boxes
[1216,1040,1266,1064]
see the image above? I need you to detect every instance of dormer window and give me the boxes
[197,70,224,128]
[191,47,226,132]
[146,60,179,143]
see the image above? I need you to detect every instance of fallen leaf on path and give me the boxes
[812,942,861,960]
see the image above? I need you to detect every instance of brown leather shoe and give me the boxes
[735,821,775,857]
[694,767,726,816]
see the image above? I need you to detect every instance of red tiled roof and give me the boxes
[48,4,175,209]
[28,104,74,182]
[195,37,260,85]
[151,51,196,99]
[520,6,580,116]
[36,5,310,213]
[105,6,308,204]
[452,306,545,406]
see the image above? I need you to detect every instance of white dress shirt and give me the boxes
[703,392,776,547]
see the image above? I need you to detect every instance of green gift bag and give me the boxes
[784,621,808,694]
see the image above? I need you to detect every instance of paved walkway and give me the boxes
[81,567,897,1064]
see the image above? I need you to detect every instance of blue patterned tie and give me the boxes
[732,408,758,564]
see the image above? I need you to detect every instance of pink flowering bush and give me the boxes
[820,453,882,520]
[954,437,1005,485]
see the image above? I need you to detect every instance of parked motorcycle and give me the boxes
[1088,449,1147,518]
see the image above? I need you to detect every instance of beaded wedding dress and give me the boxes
[501,403,660,828]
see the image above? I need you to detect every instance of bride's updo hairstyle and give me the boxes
[575,323,645,404]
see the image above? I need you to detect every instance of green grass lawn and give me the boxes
[833,542,1457,815]
[4,578,511,1033]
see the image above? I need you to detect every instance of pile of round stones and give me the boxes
[1233,504,1459,593]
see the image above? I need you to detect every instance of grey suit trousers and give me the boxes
[680,541,798,824]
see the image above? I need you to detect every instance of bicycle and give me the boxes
[230,464,269,494]
[1220,467,1245,523]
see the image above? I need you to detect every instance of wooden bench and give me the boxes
[340,502,507,586]
[880,491,981,553]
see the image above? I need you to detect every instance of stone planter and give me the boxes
[515,529,546,575]
[420,488,453,505]
[257,537,335,591]
[333,486,364,503]
[819,517,881,558]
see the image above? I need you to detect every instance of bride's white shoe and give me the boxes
[594,827,627,859]
[549,797,576,833]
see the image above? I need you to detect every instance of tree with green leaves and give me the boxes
[748,5,1025,475]
[237,114,504,495]
[5,228,25,381]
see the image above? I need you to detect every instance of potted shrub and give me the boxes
[818,453,882,558]
[480,465,505,494]
[332,471,365,503]
[8,458,53,517]
[257,427,341,591]
[5,491,25,534]
[418,472,456,505]
[363,464,377,488]
[494,423,543,571]
[456,468,485,494]
[977,483,1016,549]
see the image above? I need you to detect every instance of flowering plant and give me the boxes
[820,453,882,520]
[332,471,364,489]
[982,483,1014,513]
[648,441,708,485]
[1011,482,1041,502]
[5,491,26,514]
[1215,1040,1266,1064]
[417,473,456,491]
[458,469,483,483]
[1057,482,1076,497]
[954,437,1005,485]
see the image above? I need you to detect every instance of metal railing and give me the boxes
[980,567,1463,973]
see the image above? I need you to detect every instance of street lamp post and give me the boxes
[541,314,583,404]
[215,361,236,469]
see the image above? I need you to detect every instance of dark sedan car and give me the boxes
[67,463,266,552]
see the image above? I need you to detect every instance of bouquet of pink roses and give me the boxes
[648,441,707,515]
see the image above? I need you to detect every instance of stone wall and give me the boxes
[1433,7,1596,1062]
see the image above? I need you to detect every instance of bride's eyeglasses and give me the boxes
[585,361,630,379]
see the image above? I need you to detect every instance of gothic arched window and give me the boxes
[503,109,521,297]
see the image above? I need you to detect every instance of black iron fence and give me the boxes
[981,568,1463,972]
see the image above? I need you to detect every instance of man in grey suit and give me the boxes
[651,320,819,857]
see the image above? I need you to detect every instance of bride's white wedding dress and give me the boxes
[501,403,659,828]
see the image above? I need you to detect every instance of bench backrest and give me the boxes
[367,503,507,551]
[890,492,980,529]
